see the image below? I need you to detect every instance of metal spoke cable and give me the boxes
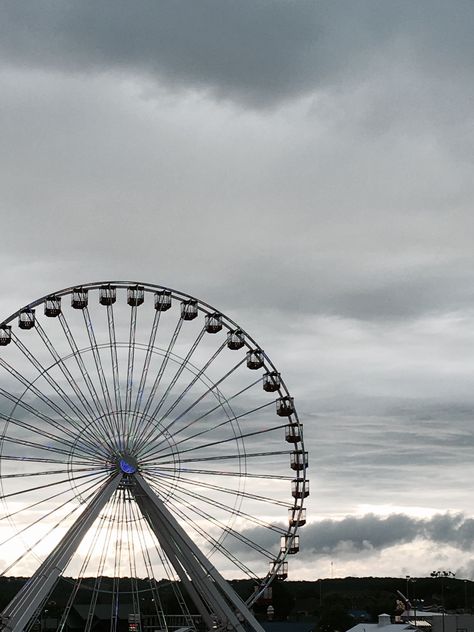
[132,310,161,417]
[0,479,108,577]
[84,492,122,632]
[83,307,121,442]
[147,327,205,423]
[0,469,108,500]
[0,433,106,465]
[148,374,260,453]
[0,472,109,522]
[57,496,113,632]
[154,465,292,480]
[106,303,124,446]
[0,465,105,480]
[125,305,138,448]
[148,473,286,534]
[0,475,107,549]
[133,316,184,445]
[124,495,142,629]
[128,500,170,632]
[0,385,102,460]
[0,410,100,462]
[110,486,126,632]
[58,312,117,444]
[154,449,291,467]
[140,399,275,462]
[154,341,226,427]
[149,478,264,576]
[145,470,287,532]
[144,419,286,464]
[0,454,105,466]
[33,321,102,426]
[136,357,247,455]
[0,354,106,453]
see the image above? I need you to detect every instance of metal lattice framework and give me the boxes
[0,281,308,632]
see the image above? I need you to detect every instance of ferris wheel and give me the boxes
[0,282,308,632]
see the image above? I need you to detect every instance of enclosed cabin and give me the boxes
[227,328,245,350]
[71,287,88,310]
[18,309,35,330]
[0,325,12,346]
[246,349,264,370]
[291,450,308,471]
[99,285,116,306]
[276,396,295,417]
[288,506,306,527]
[285,423,302,444]
[205,312,222,334]
[154,290,172,311]
[263,371,281,392]
[127,285,144,307]
[181,299,198,321]
[270,561,288,581]
[280,534,300,555]
[292,478,309,499]
[44,295,61,317]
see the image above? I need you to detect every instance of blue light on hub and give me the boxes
[119,459,136,474]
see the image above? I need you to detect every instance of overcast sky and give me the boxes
[1,1,474,581]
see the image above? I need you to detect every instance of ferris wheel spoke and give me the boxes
[0,465,103,480]
[148,327,205,422]
[153,375,261,451]
[125,305,138,446]
[0,479,107,577]
[136,346,242,455]
[0,433,100,465]
[106,302,124,445]
[140,399,276,462]
[155,340,227,431]
[0,469,108,500]
[155,449,290,467]
[155,465,293,480]
[0,411,96,461]
[131,309,161,417]
[143,419,286,464]
[151,478,273,570]
[0,454,104,467]
[82,307,121,441]
[58,312,117,445]
[160,495,261,581]
[145,470,288,529]
[33,321,99,422]
[0,472,108,548]
[3,338,108,451]
[139,315,184,421]
[147,469,290,510]
[163,484,276,560]
[0,471,109,523]
[0,387,103,460]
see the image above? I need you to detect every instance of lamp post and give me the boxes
[431,570,455,632]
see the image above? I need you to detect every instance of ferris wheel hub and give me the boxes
[118,453,138,474]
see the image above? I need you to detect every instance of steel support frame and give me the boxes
[0,475,122,632]
[133,474,265,632]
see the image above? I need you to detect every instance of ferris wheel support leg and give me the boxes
[0,474,122,632]
[133,475,265,632]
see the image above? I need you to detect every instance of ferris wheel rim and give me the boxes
[0,280,308,612]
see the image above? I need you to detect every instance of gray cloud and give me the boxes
[233,512,474,560]
[0,1,473,106]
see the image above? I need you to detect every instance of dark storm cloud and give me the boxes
[0,1,473,106]
[233,513,474,559]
